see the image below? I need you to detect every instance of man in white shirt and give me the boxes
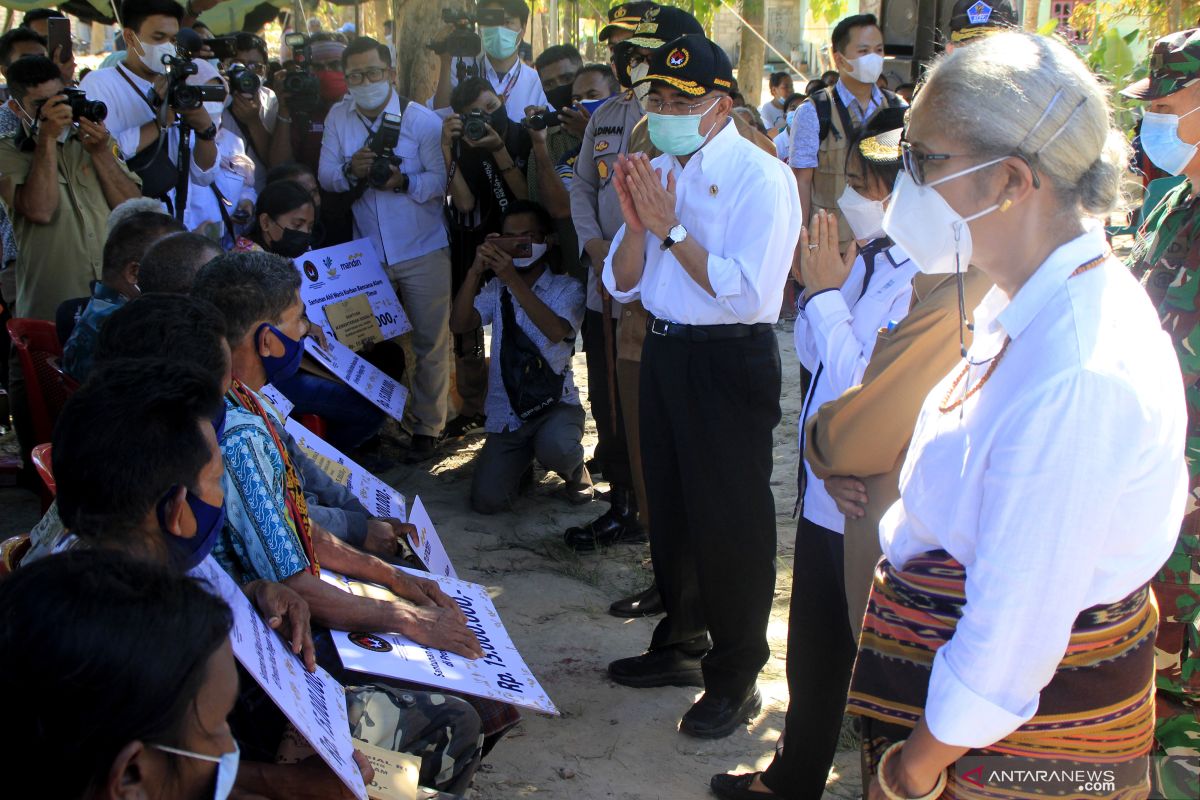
[758,70,791,135]
[427,0,546,123]
[318,37,451,460]
[78,0,218,212]
[602,35,802,739]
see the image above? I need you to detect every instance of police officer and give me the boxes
[1123,29,1200,800]
[789,12,903,249]
[563,2,662,564]
[603,35,801,738]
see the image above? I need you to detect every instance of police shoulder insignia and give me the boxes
[667,48,689,68]
[595,140,610,152]
[967,1,993,24]
[597,160,610,179]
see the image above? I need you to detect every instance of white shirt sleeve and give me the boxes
[601,223,641,303]
[924,371,1146,747]
[405,109,448,205]
[705,166,802,323]
[789,101,820,170]
[792,296,824,372]
[318,106,351,193]
[80,70,144,158]
[805,275,912,395]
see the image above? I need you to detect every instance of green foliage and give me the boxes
[808,0,850,22]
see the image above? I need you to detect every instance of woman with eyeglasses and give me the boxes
[839,32,1186,800]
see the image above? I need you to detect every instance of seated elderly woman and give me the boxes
[841,32,1186,800]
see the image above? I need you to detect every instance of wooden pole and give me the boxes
[1023,0,1039,31]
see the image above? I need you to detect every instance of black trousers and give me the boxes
[582,309,631,489]
[761,517,858,799]
[640,327,781,698]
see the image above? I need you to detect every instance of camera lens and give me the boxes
[368,157,393,189]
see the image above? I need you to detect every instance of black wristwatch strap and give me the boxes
[193,124,218,141]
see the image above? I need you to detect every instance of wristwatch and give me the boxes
[193,124,218,141]
[392,174,410,194]
[661,223,687,251]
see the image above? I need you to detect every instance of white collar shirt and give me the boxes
[317,90,448,265]
[222,85,279,192]
[429,55,547,122]
[601,120,802,325]
[795,240,917,532]
[880,225,1187,750]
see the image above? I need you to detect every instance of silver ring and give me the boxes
[807,244,819,251]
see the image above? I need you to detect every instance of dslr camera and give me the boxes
[225,63,261,96]
[367,113,403,189]
[280,33,321,116]
[460,109,491,142]
[59,87,106,122]
[523,108,560,131]
[427,7,507,58]
[164,53,227,111]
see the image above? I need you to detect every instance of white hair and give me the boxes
[916,31,1128,216]
[106,197,170,233]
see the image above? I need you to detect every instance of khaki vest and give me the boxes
[811,89,856,251]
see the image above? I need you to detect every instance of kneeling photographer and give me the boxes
[440,76,531,439]
[318,36,452,461]
[77,0,218,215]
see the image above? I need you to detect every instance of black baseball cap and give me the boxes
[627,5,704,50]
[948,0,1018,43]
[634,34,734,98]
[600,3,658,42]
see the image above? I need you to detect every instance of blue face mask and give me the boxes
[157,488,226,572]
[482,26,521,60]
[579,97,609,115]
[645,98,720,157]
[153,742,240,800]
[256,322,305,384]
[785,109,797,127]
[212,404,227,440]
[1142,108,1200,176]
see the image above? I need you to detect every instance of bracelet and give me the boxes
[876,742,947,800]
[500,164,519,174]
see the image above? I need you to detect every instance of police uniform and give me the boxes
[602,36,802,731]
[1122,29,1200,800]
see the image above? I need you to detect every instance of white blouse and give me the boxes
[880,225,1187,748]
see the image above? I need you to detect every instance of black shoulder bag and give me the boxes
[498,287,565,421]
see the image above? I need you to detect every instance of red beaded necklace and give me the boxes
[938,253,1108,414]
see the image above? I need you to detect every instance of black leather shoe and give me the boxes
[564,510,647,551]
[608,647,705,688]
[608,584,663,617]
[710,772,780,799]
[680,687,762,739]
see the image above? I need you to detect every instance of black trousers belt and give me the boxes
[646,314,772,342]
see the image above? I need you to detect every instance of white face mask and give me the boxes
[513,242,548,269]
[349,79,391,111]
[204,100,225,128]
[153,742,240,800]
[1141,107,1200,176]
[135,36,176,76]
[631,62,651,104]
[837,184,888,242]
[845,52,884,85]
[882,157,1007,275]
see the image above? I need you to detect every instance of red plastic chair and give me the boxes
[6,319,68,447]
[30,444,54,497]
[296,413,328,439]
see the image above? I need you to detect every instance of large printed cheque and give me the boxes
[321,570,557,715]
[305,337,408,422]
[295,238,411,342]
[190,558,367,800]
[283,417,408,523]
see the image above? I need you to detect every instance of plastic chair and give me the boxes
[30,443,54,497]
[296,413,328,439]
[6,318,68,447]
[1107,175,1187,239]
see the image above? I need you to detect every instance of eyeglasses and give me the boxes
[900,139,1041,189]
[309,60,341,73]
[241,62,266,75]
[644,96,713,115]
[344,68,388,86]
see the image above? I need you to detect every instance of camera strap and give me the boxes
[116,63,159,113]
[210,183,237,243]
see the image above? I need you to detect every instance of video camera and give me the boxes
[460,109,491,142]
[225,62,261,96]
[281,32,321,117]
[366,112,403,189]
[523,108,560,132]
[163,53,227,111]
[427,7,507,58]
[59,87,106,123]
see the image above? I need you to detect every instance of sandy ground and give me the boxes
[0,319,862,800]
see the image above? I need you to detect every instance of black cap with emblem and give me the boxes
[600,2,659,42]
[948,0,1018,43]
[627,6,705,50]
[634,34,735,97]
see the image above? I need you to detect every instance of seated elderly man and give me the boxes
[47,357,486,794]
[61,210,184,382]
[136,231,225,294]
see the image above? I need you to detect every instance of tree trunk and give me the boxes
[737,0,767,107]
[391,0,444,102]
[1023,0,1040,30]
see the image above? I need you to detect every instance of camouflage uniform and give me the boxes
[1124,29,1200,798]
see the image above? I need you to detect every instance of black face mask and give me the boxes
[489,107,510,135]
[271,226,312,258]
[545,83,573,112]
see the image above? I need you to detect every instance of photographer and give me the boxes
[449,201,589,513]
[20,9,74,84]
[318,36,450,460]
[221,32,278,192]
[0,56,140,322]
[428,0,545,123]
[442,76,531,438]
[77,0,218,212]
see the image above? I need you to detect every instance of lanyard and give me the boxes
[487,58,521,105]
[116,63,159,113]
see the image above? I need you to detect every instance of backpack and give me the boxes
[811,85,905,144]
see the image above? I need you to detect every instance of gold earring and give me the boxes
[999,199,1013,213]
